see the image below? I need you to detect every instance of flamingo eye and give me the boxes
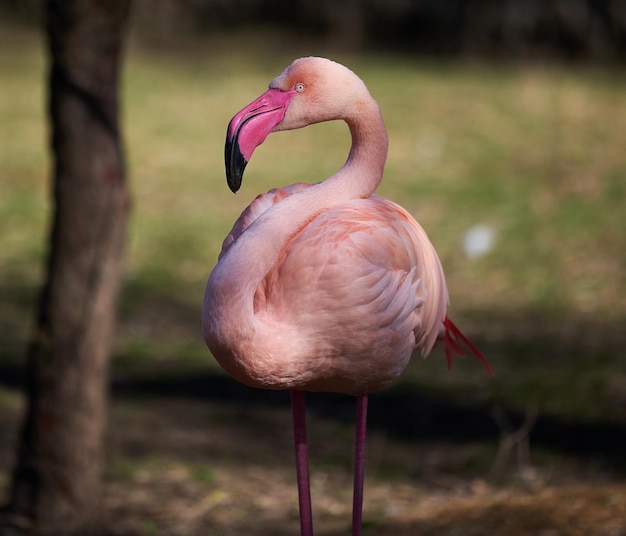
[294,83,306,93]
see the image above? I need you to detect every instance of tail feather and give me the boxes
[442,316,494,376]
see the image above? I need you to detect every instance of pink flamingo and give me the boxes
[203,57,493,536]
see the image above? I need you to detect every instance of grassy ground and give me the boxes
[1,20,626,535]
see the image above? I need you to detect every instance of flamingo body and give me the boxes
[210,184,447,395]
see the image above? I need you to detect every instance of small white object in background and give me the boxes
[463,224,495,258]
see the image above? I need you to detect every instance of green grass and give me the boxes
[1,21,626,427]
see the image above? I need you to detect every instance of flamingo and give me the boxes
[202,57,493,536]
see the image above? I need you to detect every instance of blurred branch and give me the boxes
[490,404,539,485]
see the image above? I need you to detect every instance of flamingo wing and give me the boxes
[254,195,448,393]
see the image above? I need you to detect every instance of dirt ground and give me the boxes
[2,390,624,536]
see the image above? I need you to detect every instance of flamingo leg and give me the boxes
[352,394,369,536]
[291,389,314,536]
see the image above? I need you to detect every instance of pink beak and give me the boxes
[225,88,296,193]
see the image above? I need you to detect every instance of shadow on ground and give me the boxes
[2,362,625,478]
[2,279,625,479]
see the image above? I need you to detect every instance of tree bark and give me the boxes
[5,0,131,533]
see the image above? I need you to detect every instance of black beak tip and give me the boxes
[227,170,243,193]
[225,135,247,194]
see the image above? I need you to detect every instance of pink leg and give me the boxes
[352,394,368,536]
[291,390,314,536]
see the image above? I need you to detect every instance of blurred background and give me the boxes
[1,0,625,534]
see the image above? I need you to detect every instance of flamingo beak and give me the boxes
[225,88,295,193]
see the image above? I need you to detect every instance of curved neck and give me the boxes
[205,97,388,334]
[341,107,389,196]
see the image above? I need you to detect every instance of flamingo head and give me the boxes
[224,57,371,192]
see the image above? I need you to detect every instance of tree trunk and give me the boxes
[5,0,131,533]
